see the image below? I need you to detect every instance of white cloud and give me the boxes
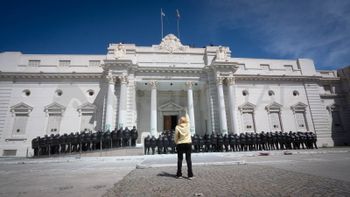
[205,0,350,69]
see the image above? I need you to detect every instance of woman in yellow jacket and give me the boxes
[175,111,194,179]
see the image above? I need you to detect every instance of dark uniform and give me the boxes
[223,134,229,152]
[235,134,240,151]
[199,136,204,152]
[229,133,235,152]
[123,127,131,147]
[144,135,151,155]
[211,133,217,152]
[150,136,157,155]
[157,135,163,154]
[217,134,224,152]
[32,137,40,156]
[240,133,246,151]
[163,135,170,154]
[192,134,199,153]
[117,127,123,147]
[204,134,211,152]
[311,132,318,149]
[131,126,138,147]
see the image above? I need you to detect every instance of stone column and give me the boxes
[217,77,228,134]
[150,81,158,136]
[105,73,115,131]
[118,75,128,129]
[227,77,238,134]
[186,81,196,136]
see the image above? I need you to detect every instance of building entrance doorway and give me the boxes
[163,115,178,131]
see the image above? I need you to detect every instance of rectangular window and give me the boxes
[89,60,100,67]
[28,60,40,67]
[46,114,62,133]
[242,112,255,132]
[59,60,71,67]
[12,114,28,135]
[284,65,293,71]
[80,113,94,131]
[3,150,17,156]
[295,112,307,132]
[269,112,282,131]
[260,64,270,70]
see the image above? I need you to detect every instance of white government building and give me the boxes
[0,34,349,157]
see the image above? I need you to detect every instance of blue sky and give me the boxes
[1,0,349,70]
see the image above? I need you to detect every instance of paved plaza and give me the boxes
[0,148,350,197]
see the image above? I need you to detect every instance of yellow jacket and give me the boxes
[175,113,192,144]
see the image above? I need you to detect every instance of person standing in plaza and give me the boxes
[175,109,194,179]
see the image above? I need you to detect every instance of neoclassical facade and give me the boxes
[0,34,349,156]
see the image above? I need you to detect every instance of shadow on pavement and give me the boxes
[157,171,177,178]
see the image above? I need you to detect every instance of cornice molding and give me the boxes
[0,72,102,80]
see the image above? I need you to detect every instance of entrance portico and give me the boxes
[135,80,204,137]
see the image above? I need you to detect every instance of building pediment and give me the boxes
[266,102,283,112]
[291,102,307,112]
[239,102,256,112]
[44,102,65,114]
[10,102,33,114]
[77,102,96,113]
[158,101,183,112]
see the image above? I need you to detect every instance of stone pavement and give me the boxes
[1,147,350,197]
[103,164,350,197]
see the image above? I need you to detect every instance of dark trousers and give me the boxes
[176,143,193,177]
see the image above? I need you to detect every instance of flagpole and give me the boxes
[176,9,180,39]
[161,8,164,39]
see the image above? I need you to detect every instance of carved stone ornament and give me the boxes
[216,77,224,85]
[216,46,229,61]
[114,43,126,59]
[185,81,193,89]
[118,75,129,84]
[149,80,158,89]
[106,71,116,84]
[159,34,187,53]
[227,77,235,86]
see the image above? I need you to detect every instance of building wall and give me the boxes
[0,36,349,156]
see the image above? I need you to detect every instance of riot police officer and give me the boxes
[131,126,138,147]
[144,135,151,155]
[150,136,157,155]
[235,134,240,151]
[311,132,318,149]
[103,130,112,149]
[192,134,199,152]
[223,134,229,152]
[163,134,170,154]
[117,127,123,147]
[199,135,204,152]
[211,133,217,152]
[157,135,163,154]
[32,137,40,156]
[229,133,235,152]
[240,133,246,151]
[123,127,131,147]
[204,134,211,152]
